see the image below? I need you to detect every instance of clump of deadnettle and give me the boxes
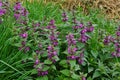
[71,11,84,31]
[78,22,94,43]
[32,21,41,32]
[13,2,30,53]
[103,36,113,45]
[18,29,30,53]
[62,12,68,22]
[72,22,84,31]
[18,40,30,53]
[72,17,84,31]
[14,2,28,22]
[71,11,94,41]
[0,1,9,23]
[47,20,59,46]
[47,45,58,63]
[46,20,59,63]
[66,33,84,64]
[0,1,6,16]
[66,33,77,60]
[112,26,120,57]
[34,59,48,76]
[104,26,120,57]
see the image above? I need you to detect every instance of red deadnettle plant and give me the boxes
[5,1,120,80]
[0,1,10,24]
[11,2,95,78]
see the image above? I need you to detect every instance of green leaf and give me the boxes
[93,70,101,79]
[36,76,48,80]
[88,66,94,73]
[71,73,80,79]
[41,52,48,57]
[42,65,49,71]
[0,71,13,73]
[31,69,37,75]
[44,59,52,64]
[75,65,80,71]
[87,77,92,80]
[69,60,76,69]
[59,60,67,65]
[59,60,68,68]
[91,50,98,58]
[53,56,59,61]
[51,65,56,70]
[76,42,85,49]
[13,43,22,47]
[60,69,70,77]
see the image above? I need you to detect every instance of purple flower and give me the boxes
[116,31,120,36]
[73,47,77,52]
[115,42,120,47]
[82,76,86,80]
[73,25,79,30]
[117,53,120,57]
[66,34,76,46]
[62,12,68,22]
[14,2,22,11]
[53,51,57,55]
[87,22,92,26]
[68,47,77,54]
[18,47,23,51]
[20,33,28,38]
[117,25,120,31]
[78,59,84,64]
[78,34,89,43]
[62,12,67,17]
[36,50,40,54]
[44,71,48,75]
[21,41,26,46]
[34,22,40,27]
[38,71,48,76]
[47,45,58,63]
[37,68,41,72]
[0,2,2,7]
[35,59,39,65]
[24,46,30,52]
[49,19,55,25]
[0,9,6,16]
[87,26,94,32]
[80,53,84,57]
[52,41,58,46]
[49,33,58,46]
[79,23,84,28]
[46,25,56,29]
[67,55,77,60]
[116,48,120,53]
[103,36,112,45]
[14,13,20,20]
[38,43,42,48]
[62,17,68,22]
[46,26,51,29]
[14,2,28,20]
[21,8,28,16]
[80,29,87,34]
[49,34,57,41]
[48,45,53,50]
[77,53,84,64]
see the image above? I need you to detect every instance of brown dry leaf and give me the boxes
[8,0,120,20]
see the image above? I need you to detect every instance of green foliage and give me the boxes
[0,0,120,80]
